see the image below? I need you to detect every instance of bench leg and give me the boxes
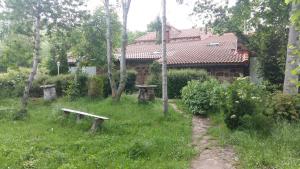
[90,118,104,132]
[76,114,84,123]
[64,111,70,117]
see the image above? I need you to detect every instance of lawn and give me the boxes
[0,96,195,169]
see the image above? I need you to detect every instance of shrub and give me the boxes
[103,70,138,97]
[77,73,88,97]
[224,77,269,130]
[148,69,209,98]
[267,92,299,121]
[88,76,104,98]
[0,70,90,99]
[45,74,75,97]
[125,70,138,93]
[181,79,225,115]
[64,80,80,101]
[30,75,50,97]
[0,68,29,98]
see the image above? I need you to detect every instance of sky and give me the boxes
[87,0,237,32]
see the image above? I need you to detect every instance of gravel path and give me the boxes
[170,103,238,169]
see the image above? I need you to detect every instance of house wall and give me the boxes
[127,60,249,84]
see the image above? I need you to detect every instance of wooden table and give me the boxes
[136,85,157,103]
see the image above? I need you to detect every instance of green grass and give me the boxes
[0,96,195,169]
[208,113,300,169]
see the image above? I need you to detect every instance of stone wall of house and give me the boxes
[207,67,247,82]
[127,60,248,84]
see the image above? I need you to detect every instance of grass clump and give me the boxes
[208,112,300,169]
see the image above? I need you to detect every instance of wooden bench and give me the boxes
[62,108,109,131]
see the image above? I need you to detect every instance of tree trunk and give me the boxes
[162,0,168,115]
[104,0,117,98]
[20,12,41,113]
[283,3,300,95]
[115,0,131,101]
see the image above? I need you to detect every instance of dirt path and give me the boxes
[170,103,238,169]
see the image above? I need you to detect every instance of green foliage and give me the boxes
[0,96,195,168]
[44,74,75,97]
[149,61,161,76]
[125,70,138,94]
[128,31,146,44]
[0,71,90,99]
[147,16,162,44]
[181,79,225,116]
[0,68,30,98]
[113,70,137,94]
[267,92,300,121]
[148,69,209,99]
[76,74,88,97]
[64,80,80,101]
[47,34,70,76]
[88,76,104,98]
[69,7,121,67]
[209,113,300,169]
[224,77,269,129]
[0,34,33,70]
[193,0,290,86]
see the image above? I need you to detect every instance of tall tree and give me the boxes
[283,2,300,94]
[193,0,290,88]
[2,0,86,117]
[162,0,168,115]
[104,0,131,101]
[147,16,162,44]
[104,0,117,98]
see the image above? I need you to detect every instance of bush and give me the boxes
[0,69,90,99]
[30,75,50,97]
[64,80,80,101]
[125,70,138,93]
[148,69,209,99]
[77,73,89,97]
[0,68,30,98]
[181,79,225,115]
[103,70,138,97]
[44,74,75,97]
[267,92,299,121]
[224,77,269,130]
[88,76,104,98]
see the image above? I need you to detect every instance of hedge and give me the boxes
[1,69,137,99]
[104,70,138,97]
[148,69,209,99]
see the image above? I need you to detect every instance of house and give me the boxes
[120,26,250,84]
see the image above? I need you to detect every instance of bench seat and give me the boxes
[61,108,109,131]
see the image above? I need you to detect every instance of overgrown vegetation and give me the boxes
[0,70,137,100]
[0,96,194,168]
[208,113,300,169]
[180,76,300,168]
[224,77,270,129]
[181,79,225,116]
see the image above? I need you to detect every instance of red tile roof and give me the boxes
[122,32,249,66]
[134,28,212,43]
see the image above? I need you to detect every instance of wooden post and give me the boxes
[90,118,104,132]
